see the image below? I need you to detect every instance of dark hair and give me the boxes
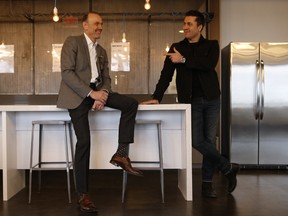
[82,11,101,23]
[185,10,205,29]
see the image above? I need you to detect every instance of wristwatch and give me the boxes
[180,57,186,63]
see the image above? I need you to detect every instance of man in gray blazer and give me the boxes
[57,11,142,213]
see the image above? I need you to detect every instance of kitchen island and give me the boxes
[0,95,192,201]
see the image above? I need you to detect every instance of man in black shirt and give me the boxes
[142,10,239,198]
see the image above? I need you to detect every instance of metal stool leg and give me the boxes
[157,123,164,203]
[122,145,130,203]
[68,122,77,192]
[38,124,43,193]
[29,123,35,204]
[122,171,128,203]
[64,123,72,203]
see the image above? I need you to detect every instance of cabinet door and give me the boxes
[259,43,288,164]
[230,42,259,164]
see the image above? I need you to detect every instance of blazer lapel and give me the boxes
[81,34,91,67]
[96,45,103,83]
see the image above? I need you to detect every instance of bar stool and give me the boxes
[29,120,74,204]
[122,120,164,203]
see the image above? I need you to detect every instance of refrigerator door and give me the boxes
[259,43,288,164]
[230,42,260,164]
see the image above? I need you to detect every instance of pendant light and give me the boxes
[144,0,151,10]
[53,0,59,22]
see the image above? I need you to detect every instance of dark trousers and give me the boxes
[68,93,138,194]
[192,97,230,182]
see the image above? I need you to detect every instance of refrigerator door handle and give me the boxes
[259,60,265,120]
[255,60,260,120]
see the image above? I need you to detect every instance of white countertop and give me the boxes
[0,104,190,112]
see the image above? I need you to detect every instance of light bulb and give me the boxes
[53,7,59,22]
[122,32,126,43]
[53,14,59,22]
[144,0,151,10]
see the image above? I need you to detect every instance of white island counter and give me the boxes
[0,103,192,201]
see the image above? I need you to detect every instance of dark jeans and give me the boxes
[192,97,230,182]
[68,93,138,194]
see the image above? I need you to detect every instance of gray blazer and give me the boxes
[57,34,112,109]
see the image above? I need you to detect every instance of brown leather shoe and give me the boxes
[110,154,143,176]
[78,194,98,213]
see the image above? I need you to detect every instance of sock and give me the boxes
[115,143,129,157]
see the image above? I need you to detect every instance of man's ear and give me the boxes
[82,22,87,31]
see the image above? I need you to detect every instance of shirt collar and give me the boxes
[84,33,98,47]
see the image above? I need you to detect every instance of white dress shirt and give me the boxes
[84,33,99,83]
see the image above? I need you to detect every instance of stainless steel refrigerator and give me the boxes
[221,42,288,168]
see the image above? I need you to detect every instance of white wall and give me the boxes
[220,0,288,48]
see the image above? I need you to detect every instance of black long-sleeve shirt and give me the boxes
[152,35,220,103]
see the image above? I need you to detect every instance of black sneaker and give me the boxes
[202,182,217,198]
[225,163,240,193]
